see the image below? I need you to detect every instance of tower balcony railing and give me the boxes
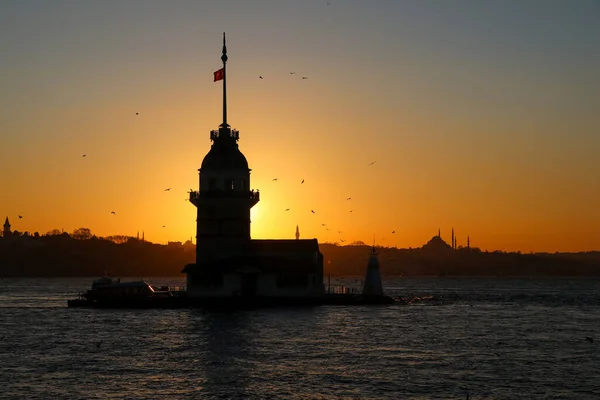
[210,129,239,141]
[189,189,260,202]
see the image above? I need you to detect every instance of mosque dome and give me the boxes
[201,146,249,171]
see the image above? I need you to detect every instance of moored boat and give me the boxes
[67,276,186,308]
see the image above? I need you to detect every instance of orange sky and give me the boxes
[1,1,599,252]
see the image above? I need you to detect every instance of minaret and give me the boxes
[451,227,455,250]
[438,228,441,237]
[295,225,300,240]
[467,236,470,249]
[190,33,260,264]
[362,245,384,297]
[3,217,10,238]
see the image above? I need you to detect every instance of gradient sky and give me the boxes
[1,0,599,252]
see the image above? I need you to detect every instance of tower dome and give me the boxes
[201,143,249,171]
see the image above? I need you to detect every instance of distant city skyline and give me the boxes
[1,1,599,252]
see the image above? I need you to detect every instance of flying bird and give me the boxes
[290,72,296,75]
[110,211,116,215]
[285,208,290,211]
[135,112,139,115]
[321,224,326,226]
[392,231,395,234]
[259,76,263,79]
[18,215,23,219]
[340,239,345,243]
[349,210,354,213]
[164,188,171,191]
[162,225,166,228]
[346,197,351,200]
[302,77,308,79]
[368,161,376,166]
[82,154,86,157]
[311,210,315,214]
[272,178,278,181]
[301,179,304,184]
[338,231,342,234]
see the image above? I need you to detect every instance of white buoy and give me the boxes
[362,246,384,296]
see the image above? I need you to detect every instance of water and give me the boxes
[1,277,599,399]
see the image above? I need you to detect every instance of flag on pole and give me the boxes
[213,68,224,82]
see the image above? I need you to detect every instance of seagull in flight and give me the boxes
[368,161,376,166]
[392,231,395,234]
[301,179,304,184]
[340,239,345,243]
[290,72,296,75]
[259,76,263,79]
[162,225,166,228]
[18,215,23,219]
[82,154,86,157]
[135,112,139,115]
[349,210,354,213]
[346,197,351,200]
[110,211,116,215]
[285,208,290,211]
[164,188,171,191]
[272,178,278,181]
[311,210,315,214]
[302,77,308,79]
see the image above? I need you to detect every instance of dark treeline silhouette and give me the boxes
[1,230,599,277]
[321,237,600,277]
[0,228,194,277]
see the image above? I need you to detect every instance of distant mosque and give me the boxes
[423,228,470,252]
[182,34,324,300]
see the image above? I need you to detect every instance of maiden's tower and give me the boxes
[182,34,325,304]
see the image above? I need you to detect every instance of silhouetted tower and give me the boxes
[3,217,10,237]
[438,228,441,238]
[362,245,384,297]
[467,235,470,249]
[451,227,455,250]
[189,33,260,263]
[295,225,300,240]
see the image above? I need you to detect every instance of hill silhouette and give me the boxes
[1,230,599,277]
[0,229,194,277]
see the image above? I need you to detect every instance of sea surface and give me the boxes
[0,277,599,400]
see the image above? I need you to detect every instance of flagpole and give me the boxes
[221,32,228,128]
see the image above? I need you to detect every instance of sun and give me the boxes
[250,202,264,237]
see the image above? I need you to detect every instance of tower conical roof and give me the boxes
[201,145,249,170]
